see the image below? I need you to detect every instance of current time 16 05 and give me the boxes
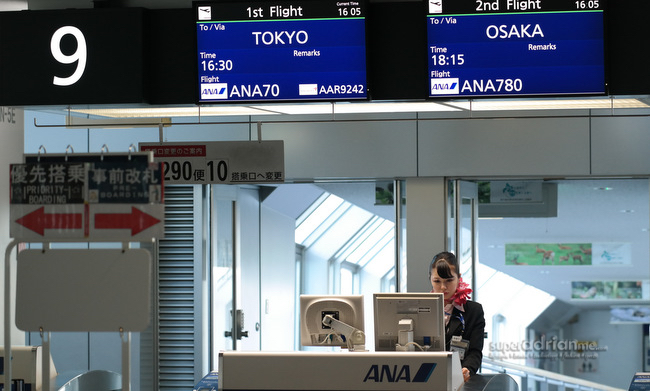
[575,0,599,9]
[338,7,362,16]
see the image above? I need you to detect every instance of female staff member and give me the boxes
[430,251,485,382]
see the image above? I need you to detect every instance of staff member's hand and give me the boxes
[462,368,470,382]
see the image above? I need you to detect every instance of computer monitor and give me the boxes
[373,292,445,352]
[300,295,365,350]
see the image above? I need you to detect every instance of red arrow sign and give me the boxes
[16,207,83,236]
[94,207,161,235]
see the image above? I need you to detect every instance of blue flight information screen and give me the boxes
[427,0,605,98]
[195,1,368,103]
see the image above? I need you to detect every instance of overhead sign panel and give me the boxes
[140,140,284,184]
[195,0,368,102]
[10,160,164,241]
[426,0,606,98]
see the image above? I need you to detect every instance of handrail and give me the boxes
[481,357,626,391]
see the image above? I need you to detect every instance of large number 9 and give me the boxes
[50,26,87,86]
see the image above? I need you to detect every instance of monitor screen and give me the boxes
[300,295,365,349]
[195,0,368,103]
[374,292,445,352]
[426,0,606,97]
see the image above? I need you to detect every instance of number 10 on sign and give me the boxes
[162,159,228,184]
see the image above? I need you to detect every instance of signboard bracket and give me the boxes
[5,242,146,391]
[7,151,162,391]
[4,240,17,391]
[42,330,51,391]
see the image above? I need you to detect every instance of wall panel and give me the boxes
[417,117,591,177]
[263,118,418,180]
[591,115,650,175]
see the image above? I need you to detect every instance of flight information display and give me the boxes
[195,1,368,102]
[426,0,606,98]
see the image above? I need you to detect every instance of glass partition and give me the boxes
[476,178,649,389]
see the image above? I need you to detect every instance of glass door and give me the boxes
[211,185,261,367]
[451,180,479,296]
[211,186,236,363]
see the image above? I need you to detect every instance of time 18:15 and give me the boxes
[431,54,465,66]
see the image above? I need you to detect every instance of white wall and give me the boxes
[405,178,447,293]
[417,116,591,176]
[591,114,650,175]
[0,1,26,11]
[1,107,24,346]
[257,109,650,180]
[261,114,418,180]
[565,310,643,389]
[236,188,262,351]
[302,250,330,295]
[260,204,297,351]
[359,269,382,351]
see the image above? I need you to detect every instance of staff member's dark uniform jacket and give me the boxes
[445,300,485,376]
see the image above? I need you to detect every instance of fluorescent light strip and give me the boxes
[333,101,460,114]
[71,106,275,118]
[68,98,650,119]
[447,98,649,111]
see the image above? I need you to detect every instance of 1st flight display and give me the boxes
[195,1,368,102]
[427,0,606,97]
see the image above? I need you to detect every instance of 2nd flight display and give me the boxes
[427,0,606,97]
[195,1,368,102]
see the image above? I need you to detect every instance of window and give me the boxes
[295,187,396,295]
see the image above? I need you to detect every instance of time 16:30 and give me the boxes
[201,59,234,72]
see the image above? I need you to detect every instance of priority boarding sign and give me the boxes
[10,160,164,241]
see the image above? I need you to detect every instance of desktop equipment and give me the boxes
[300,295,366,351]
[220,293,464,391]
[0,346,57,391]
[374,292,445,352]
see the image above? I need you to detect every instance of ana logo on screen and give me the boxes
[430,78,459,95]
[201,83,228,100]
